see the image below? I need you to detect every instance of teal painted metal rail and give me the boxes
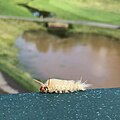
[0,88,120,120]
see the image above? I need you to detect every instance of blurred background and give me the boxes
[0,0,120,94]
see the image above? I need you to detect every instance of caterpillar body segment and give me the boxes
[34,78,90,93]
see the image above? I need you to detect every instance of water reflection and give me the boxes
[16,30,120,89]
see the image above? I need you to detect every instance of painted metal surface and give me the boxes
[0,88,120,120]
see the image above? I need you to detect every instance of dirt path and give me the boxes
[0,71,28,94]
[0,15,119,29]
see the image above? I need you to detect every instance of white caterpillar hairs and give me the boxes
[34,77,91,93]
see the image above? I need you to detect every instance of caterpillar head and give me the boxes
[34,79,48,92]
[40,86,48,92]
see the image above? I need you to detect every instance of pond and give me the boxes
[16,30,120,89]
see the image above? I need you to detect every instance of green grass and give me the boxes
[28,0,120,24]
[0,61,39,92]
[0,0,32,17]
[72,25,120,40]
[0,0,120,25]
[68,0,120,13]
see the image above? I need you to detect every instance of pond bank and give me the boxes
[0,19,41,93]
[0,16,120,40]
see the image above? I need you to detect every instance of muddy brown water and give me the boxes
[16,30,120,89]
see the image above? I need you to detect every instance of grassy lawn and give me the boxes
[72,25,120,40]
[0,0,120,25]
[27,0,120,24]
[0,0,32,17]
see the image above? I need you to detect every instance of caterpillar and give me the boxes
[34,77,90,93]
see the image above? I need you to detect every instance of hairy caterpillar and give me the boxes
[34,78,90,93]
